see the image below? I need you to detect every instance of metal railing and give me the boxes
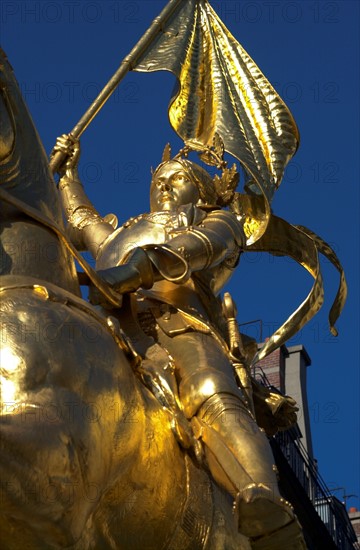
[252,366,358,548]
[275,429,359,549]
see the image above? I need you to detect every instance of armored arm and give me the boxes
[53,135,115,258]
[97,209,245,294]
[147,209,245,282]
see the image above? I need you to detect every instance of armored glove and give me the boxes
[96,245,189,296]
[50,134,81,179]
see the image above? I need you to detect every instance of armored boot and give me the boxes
[194,393,306,549]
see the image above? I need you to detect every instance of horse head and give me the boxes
[0,48,79,295]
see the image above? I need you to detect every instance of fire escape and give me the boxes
[254,367,359,550]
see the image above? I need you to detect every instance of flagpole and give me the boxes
[49,0,185,174]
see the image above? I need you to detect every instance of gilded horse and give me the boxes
[0,49,250,550]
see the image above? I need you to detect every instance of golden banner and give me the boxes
[134,0,299,242]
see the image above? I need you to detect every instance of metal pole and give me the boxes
[49,0,184,174]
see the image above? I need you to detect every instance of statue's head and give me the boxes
[150,158,216,212]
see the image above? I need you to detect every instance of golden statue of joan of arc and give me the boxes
[0,1,346,549]
[51,0,345,546]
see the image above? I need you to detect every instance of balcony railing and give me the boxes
[275,427,359,549]
[253,365,358,549]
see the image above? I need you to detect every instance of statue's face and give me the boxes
[150,161,200,212]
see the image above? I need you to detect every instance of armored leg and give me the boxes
[157,330,306,547]
[196,393,305,548]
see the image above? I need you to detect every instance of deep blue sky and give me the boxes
[2,1,359,509]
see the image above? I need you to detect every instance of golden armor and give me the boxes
[0,0,347,547]
[52,134,307,548]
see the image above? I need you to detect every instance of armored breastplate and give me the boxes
[96,211,185,270]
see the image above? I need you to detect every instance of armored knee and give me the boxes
[194,393,277,491]
[179,369,243,418]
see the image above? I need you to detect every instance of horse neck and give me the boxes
[0,49,79,295]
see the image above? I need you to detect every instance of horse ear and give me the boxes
[162,143,172,162]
